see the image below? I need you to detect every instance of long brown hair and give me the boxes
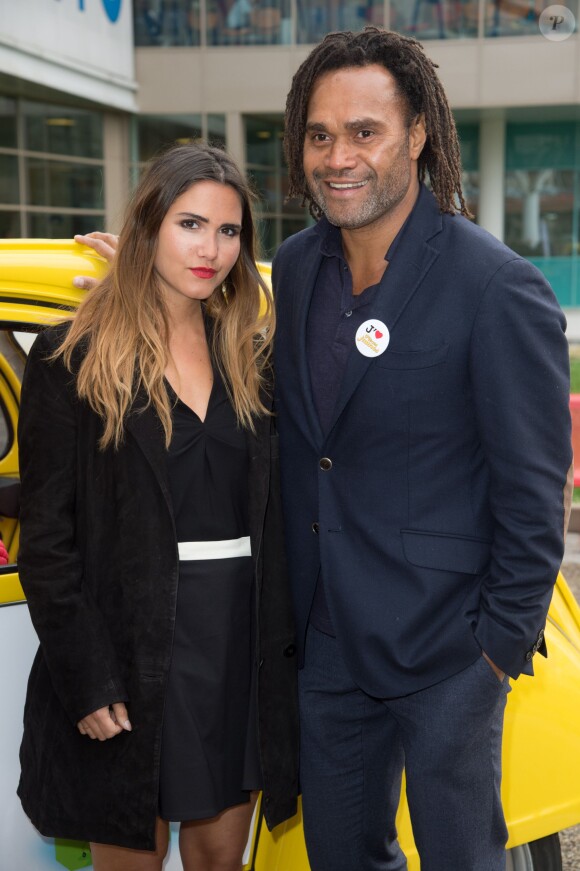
[57,143,273,448]
[284,26,470,220]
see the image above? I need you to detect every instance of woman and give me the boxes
[17,143,298,871]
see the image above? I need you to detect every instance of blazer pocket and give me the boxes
[377,344,449,370]
[401,529,491,575]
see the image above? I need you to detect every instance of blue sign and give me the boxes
[101,0,122,22]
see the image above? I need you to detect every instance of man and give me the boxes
[273,27,572,871]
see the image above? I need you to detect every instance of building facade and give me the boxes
[1,0,579,306]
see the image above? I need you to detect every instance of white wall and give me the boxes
[0,0,137,111]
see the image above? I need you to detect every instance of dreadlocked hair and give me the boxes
[284,26,471,220]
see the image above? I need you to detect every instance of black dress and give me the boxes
[158,368,262,821]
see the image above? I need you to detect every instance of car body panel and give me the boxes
[0,240,579,870]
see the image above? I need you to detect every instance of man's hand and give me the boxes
[77,702,132,741]
[482,650,505,683]
[73,232,119,290]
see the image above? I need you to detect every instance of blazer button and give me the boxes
[312,522,320,534]
[283,643,297,657]
[319,457,333,471]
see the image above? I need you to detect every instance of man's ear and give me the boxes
[409,113,427,160]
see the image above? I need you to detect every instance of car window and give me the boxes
[0,331,26,461]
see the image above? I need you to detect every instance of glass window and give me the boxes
[389,0,477,39]
[461,171,480,222]
[0,98,16,149]
[249,168,278,210]
[505,169,574,258]
[134,0,201,46]
[26,159,104,210]
[23,103,103,159]
[136,114,203,162]
[245,113,308,258]
[456,123,479,220]
[28,213,105,238]
[0,212,21,238]
[0,156,19,205]
[485,0,578,37]
[297,0,384,44]
[207,114,226,148]
[507,122,577,170]
[457,124,479,172]
[246,117,281,166]
[207,0,291,45]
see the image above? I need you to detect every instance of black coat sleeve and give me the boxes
[18,328,128,725]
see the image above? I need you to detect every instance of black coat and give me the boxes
[17,324,298,850]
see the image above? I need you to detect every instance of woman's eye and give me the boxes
[181,219,199,229]
[221,227,240,238]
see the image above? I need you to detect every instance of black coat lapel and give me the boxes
[125,391,172,516]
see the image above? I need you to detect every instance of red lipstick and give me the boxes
[190,267,217,279]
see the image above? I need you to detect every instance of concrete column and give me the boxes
[103,112,131,233]
[478,114,505,242]
[225,111,245,173]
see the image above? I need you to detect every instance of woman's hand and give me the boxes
[0,540,8,565]
[77,702,132,741]
[73,232,119,290]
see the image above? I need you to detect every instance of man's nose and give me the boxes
[324,139,357,171]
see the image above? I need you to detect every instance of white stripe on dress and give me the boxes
[177,536,251,561]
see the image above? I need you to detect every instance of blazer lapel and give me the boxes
[125,391,173,517]
[327,188,444,435]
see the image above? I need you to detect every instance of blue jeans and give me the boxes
[298,626,510,871]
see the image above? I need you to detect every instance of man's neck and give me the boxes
[340,181,420,294]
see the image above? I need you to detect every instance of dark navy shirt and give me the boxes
[305,210,414,635]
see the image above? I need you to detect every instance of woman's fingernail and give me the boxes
[124,720,132,731]
[73,277,85,288]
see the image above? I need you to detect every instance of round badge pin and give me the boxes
[355,319,390,357]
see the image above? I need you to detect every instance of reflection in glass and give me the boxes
[136,114,203,162]
[391,0,478,39]
[505,170,574,257]
[28,213,105,238]
[207,0,291,45]
[27,160,104,210]
[485,0,578,37]
[0,99,17,149]
[0,156,19,205]
[23,103,103,159]
[133,0,201,46]
[297,0,383,43]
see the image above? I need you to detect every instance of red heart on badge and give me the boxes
[375,330,383,339]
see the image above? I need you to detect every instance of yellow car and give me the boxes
[0,240,579,871]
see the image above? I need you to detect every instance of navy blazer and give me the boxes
[273,186,572,697]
